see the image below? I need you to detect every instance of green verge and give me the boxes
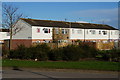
[2,59,119,71]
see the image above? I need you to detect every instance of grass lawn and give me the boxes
[2,59,119,71]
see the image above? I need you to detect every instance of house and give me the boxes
[0,29,10,44]
[9,18,119,49]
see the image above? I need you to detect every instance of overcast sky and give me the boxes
[2,2,119,29]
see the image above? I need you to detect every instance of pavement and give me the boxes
[1,67,119,80]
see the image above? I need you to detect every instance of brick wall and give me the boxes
[4,39,32,50]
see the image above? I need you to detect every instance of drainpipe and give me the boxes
[108,30,110,42]
[69,22,71,43]
[84,29,85,42]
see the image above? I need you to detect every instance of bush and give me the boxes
[9,44,50,61]
[62,45,82,61]
[48,48,64,61]
[96,49,120,62]
[48,44,97,61]
[32,44,50,61]
[79,44,97,58]
[9,45,27,59]
[9,42,119,62]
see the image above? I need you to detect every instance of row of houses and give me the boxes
[1,18,120,49]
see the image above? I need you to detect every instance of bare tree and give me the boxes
[2,4,24,50]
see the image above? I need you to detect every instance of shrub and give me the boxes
[33,44,50,61]
[79,44,97,58]
[9,45,27,59]
[96,49,120,62]
[48,48,64,61]
[48,44,98,61]
[9,44,50,61]
[62,45,82,61]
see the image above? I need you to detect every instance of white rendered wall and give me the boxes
[85,29,109,40]
[12,20,32,39]
[70,28,119,40]
[109,30,119,40]
[69,28,84,39]
[0,32,10,43]
[32,26,52,40]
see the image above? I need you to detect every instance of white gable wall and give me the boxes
[12,20,32,39]
[32,26,52,39]
[0,32,10,43]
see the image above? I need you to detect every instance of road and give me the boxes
[1,67,119,80]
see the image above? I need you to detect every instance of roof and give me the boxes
[20,18,118,30]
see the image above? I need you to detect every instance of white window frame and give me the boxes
[90,30,96,35]
[55,29,59,34]
[77,30,82,34]
[102,31,107,35]
[62,29,68,34]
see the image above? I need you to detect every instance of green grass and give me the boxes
[2,59,119,71]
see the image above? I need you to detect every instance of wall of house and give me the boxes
[0,32,10,43]
[12,20,32,39]
[32,26,53,43]
[85,29,109,40]
[53,28,69,42]
[69,28,84,40]
[109,30,119,40]
[70,28,119,41]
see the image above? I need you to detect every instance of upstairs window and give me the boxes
[115,31,118,35]
[72,29,74,34]
[55,29,59,34]
[62,29,68,34]
[90,30,96,34]
[62,29,64,34]
[44,28,50,33]
[102,31,107,35]
[99,31,101,34]
[111,31,113,35]
[65,29,68,34]
[37,28,40,33]
[77,30,82,34]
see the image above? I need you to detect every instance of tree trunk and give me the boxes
[10,25,12,50]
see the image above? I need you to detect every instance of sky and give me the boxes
[2,2,119,29]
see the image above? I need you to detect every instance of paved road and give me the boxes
[1,67,119,80]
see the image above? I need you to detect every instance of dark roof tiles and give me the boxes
[21,18,117,30]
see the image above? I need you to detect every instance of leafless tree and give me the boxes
[2,4,24,50]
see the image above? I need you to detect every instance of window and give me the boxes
[111,31,112,35]
[90,30,96,34]
[62,29,68,34]
[37,28,40,33]
[44,28,50,33]
[65,29,68,34]
[28,37,32,39]
[62,29,64,34]
[7,32,10,36]
[55,29,59,34]
[72,29,74,34]
[102,31,107,35]
[99,31,101,34]
[115,31,118,35]
[77,30,82,34]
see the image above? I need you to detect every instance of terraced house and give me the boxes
[7,18,119,49]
